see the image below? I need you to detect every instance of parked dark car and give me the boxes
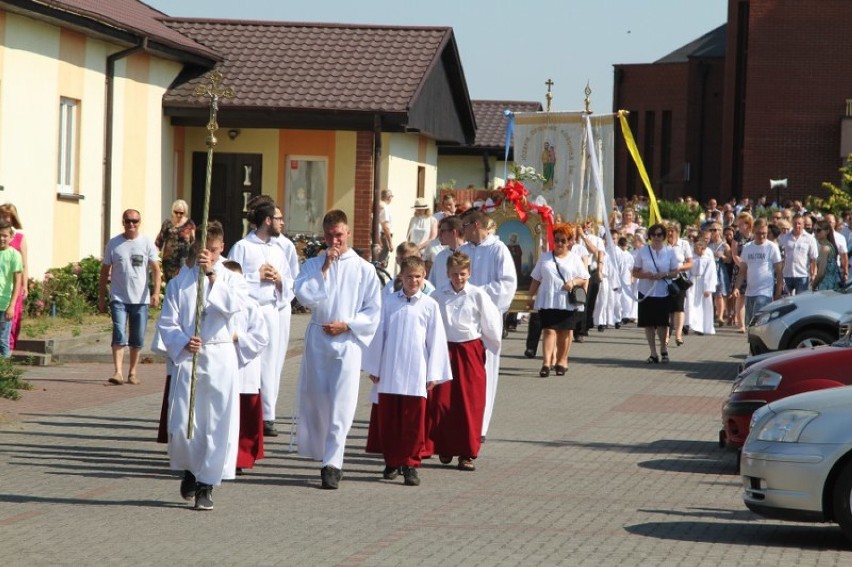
[721,315,852,450]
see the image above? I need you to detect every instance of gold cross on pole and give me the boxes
[194,70,236,148]
[186,70,236,439]
[545,78,554,112]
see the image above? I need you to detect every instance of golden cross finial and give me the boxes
[584,81,592,114]
[194,70,236,147]
[545,78,554,112]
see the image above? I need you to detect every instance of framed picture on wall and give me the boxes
[286,156,327,235]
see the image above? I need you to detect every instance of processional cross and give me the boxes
[186,71,235,439]
[545,78,554,112]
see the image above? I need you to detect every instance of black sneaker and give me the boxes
[180,470,196,501]
[194,484,213,510]
[597,325,605,332]
[321,465,342,489]
[614,322,621,330]
[263,421,278,437]
[382,466,401,480]
[402,466,420,486]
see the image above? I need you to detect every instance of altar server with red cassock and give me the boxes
[222,260,269,474]
[294,210,382,490]
[157,222,244,510]
[430,251,502,471]
[363,256,452,486]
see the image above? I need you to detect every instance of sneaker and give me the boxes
[614,322,621,330]
[597,325,605,332]
[263,421,278,437]
[194,484,213,510]
[180,471,197,501]
[321,465,342,489]
[382,466,400,480]
[402,466,420,486]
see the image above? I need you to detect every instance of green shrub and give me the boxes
[638,199,702,232]
[0,357,31,401]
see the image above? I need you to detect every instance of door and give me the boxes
[191,152,262,253]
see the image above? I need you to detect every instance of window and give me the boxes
[57,97,79,193]
[285,156,327,235]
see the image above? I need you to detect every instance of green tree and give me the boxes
[807,154,852,216]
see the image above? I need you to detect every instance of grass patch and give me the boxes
[0,358,31,401]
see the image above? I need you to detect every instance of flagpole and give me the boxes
[187,71,235,439]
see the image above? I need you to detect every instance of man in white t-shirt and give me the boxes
[98,209,161,386]
[732,219,783,326]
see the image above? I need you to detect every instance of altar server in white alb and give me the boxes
[227,202,292,438]
[459,210,518,439]
[688,238,718,336]
[157,222,244,511]
[294,209,382,490]
[363,256,452,487]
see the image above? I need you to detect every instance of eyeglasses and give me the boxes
[123,218,140,224]
[273,216,284,221]
[554,238,571,244]
[173,210,185,215]
[814,228,824,233]
[651,232,665,237]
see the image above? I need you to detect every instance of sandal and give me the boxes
[108,372,124,385]
[646,355,659,364]
[661,351,670,363]
[458,458,476,472]
[127,374,140,385]
[539,366,550,378]
[554,365,567,376]
[675,338,684,347]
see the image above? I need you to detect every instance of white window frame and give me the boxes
[285,155,328,235]
[57,97,79,194]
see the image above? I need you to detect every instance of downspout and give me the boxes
[103,38,148,249]
[371,114,382,259]
[482,152,490,188]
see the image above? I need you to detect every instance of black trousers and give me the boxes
[580,269,600,334]
[525,312,542,355]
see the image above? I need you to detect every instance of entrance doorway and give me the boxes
[191,152,262,252]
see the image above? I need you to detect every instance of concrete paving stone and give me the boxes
[3,317,852,565]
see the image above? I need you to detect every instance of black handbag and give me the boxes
[649,248,679,298]
[553,255,586,305]
[673,272,693,292]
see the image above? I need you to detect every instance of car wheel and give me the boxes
[832,461,852,542]
[789,329,835,349]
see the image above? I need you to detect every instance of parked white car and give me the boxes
[742,385,852,541]
[747,284,852,354]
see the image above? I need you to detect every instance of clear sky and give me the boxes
[145,0,727,112]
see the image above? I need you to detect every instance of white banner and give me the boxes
[512,112,614,223]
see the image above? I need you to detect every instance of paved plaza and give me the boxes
[1,315,849,566]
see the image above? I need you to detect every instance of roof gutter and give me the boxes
[103,38,149,249]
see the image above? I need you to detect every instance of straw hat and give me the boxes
[412,198,429,209]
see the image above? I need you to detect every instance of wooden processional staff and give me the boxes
[187,71,235,439]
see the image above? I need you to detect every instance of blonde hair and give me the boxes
[0,203,22,229]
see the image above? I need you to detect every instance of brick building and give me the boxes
[614,0,852,205]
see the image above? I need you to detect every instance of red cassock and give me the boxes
[376,394,427,468]
[429,339,486,458]
[365,403,382,454]
[236,393,265,468]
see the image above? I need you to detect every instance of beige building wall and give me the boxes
[437,154,507,190]
[331,131,356,215]
[383,133,438,245]
[0,10,185,277]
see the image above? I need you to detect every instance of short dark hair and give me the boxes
[323,209,348,228]
[222,260,242,274]
[439,216,463,233]
[463,210,488,227]
[247,194,275,213]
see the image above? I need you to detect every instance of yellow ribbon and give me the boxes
[618,110,662,226]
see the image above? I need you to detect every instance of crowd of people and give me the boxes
[14,188,852,511]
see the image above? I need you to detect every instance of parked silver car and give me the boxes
[747,284,852,354]
[741,383,852,541]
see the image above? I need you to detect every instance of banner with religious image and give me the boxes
[512,112,614,223]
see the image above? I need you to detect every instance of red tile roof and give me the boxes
[161,19,455,113]
[23,1,218,62]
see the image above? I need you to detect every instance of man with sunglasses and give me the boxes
[98,209,161,386]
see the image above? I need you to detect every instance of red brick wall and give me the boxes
[613,62,690,200]
[736,0,852,203]
[353,131,374,258]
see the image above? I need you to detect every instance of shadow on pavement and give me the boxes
[625,520,852,550]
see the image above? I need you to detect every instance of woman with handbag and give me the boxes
[525,224,590,377]
[664,221,694,346]
[633,223,680,363]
